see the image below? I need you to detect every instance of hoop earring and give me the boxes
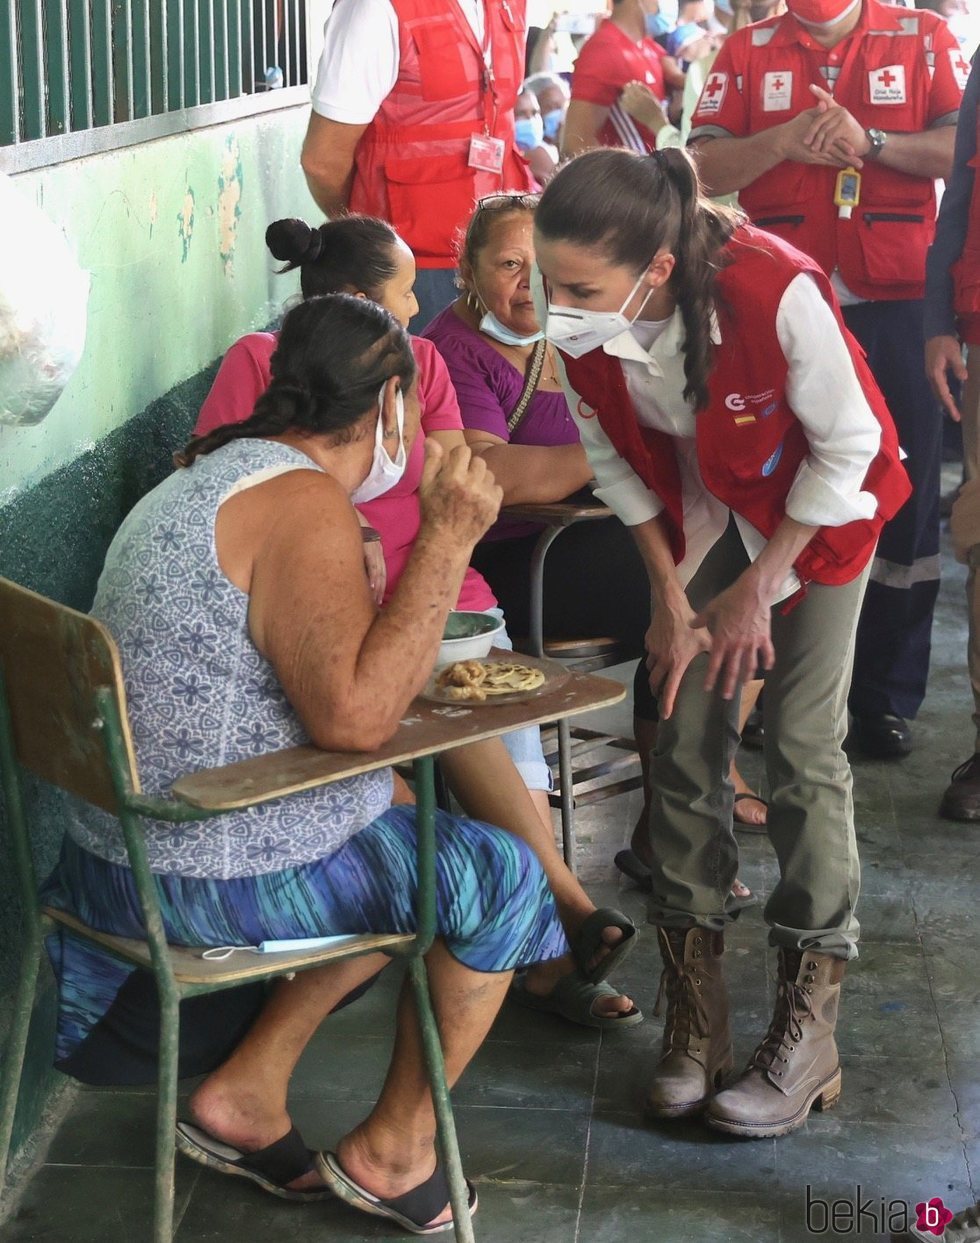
[466,290,481,313]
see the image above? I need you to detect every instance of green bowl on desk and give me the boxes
[437,611,505,669]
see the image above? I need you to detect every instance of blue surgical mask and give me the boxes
[480,309,544,347]
[646,0,678,35]
[645,11,674,36]
[515,115,544,151]
[474,279,544,347]
[542,107,564,142]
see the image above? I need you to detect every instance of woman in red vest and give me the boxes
[534,147,910,1140]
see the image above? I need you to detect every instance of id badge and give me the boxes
[468,133,505,173]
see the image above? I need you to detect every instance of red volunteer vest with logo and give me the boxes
[952,102,980,343]
[707,5,959,300]
[561,227,911,586]
[348,0,534,268]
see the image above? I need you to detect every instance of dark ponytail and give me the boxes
[535,147,742,411]
[265,215,402,301]
[175,294,416,467]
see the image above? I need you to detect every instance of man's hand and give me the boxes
[925,334,967,422]
[418,440,502,548]
[802,83,868,165]
[690,567,776,701]
[645,599,712,719]
[621,80,670,134]
[779,99,857,168]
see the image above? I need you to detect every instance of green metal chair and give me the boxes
[0,576,474,1242]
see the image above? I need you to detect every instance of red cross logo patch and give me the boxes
[763,70,793,112]
[868,64,907,104]
[697,71,728,116]
[950,48,971,90]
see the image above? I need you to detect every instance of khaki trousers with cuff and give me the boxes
[644,522,870,961]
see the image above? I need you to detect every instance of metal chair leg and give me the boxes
[0,930,43,1210]
[407,956,475,1243]
[557,717,577,875]
[153,992,181,1243]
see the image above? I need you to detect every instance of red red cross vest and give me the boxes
[724,5,955,301]
[952,103,980,344]
[561,226,911,586]
[348,0,534,269]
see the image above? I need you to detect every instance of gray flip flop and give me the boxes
[510,970,644,1031]
[573,907,639,984]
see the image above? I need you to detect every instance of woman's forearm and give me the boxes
[629,515,688,609]
[471,442,593,504]
[749,516,818,599]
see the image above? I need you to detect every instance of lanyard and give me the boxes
[455,0,500,135]
[481,1,498,136]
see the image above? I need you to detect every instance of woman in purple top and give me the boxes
[422,193,652,650]
[423,193,756,902]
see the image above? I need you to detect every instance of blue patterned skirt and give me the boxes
[42,806,568,1081]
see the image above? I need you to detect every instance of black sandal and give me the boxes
[175,1120,329,1201]
[613,848,653,893]
[317,1150,477,1235]
[733,792,769,834]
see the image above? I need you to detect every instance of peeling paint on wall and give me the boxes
[3,110,305,499]
[177,188,195,262]
[217,135,243,275]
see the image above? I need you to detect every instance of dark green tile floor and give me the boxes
[3,521,977,1242]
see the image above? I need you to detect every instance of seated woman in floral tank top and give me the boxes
[41,295,568,1235]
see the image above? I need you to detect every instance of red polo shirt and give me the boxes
[571,17,669,153]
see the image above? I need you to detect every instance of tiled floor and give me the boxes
[3,520,977,1242]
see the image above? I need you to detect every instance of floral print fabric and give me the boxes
[68,439,393,878]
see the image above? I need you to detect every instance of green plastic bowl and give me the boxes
[437,611,505,668]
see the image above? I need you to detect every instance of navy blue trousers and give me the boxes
[842,299,942,719]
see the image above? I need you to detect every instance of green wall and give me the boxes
[0,102,313,1188]
[1,108,308,502]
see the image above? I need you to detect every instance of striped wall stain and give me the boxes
[217,134,243,274]
[177,187,195,263]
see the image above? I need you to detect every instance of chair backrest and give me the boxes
[0,577,140,814]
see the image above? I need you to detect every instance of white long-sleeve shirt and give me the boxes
[545,272,884,602]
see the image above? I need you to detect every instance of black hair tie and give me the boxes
[304,228,325,265]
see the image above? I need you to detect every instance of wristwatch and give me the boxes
[865,128,887,159]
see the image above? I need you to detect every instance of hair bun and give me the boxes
[266,218,322,265]
[268,377,318,425]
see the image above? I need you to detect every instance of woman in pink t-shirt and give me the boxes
[195,214,642,1031]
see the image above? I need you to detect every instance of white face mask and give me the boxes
[546,267,653,359]
[350,383,407,503]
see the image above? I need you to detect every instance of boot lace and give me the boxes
[655,943,710,1056]
[749,978,813,1077]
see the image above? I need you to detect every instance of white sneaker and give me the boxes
[896,1201,980,1242]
